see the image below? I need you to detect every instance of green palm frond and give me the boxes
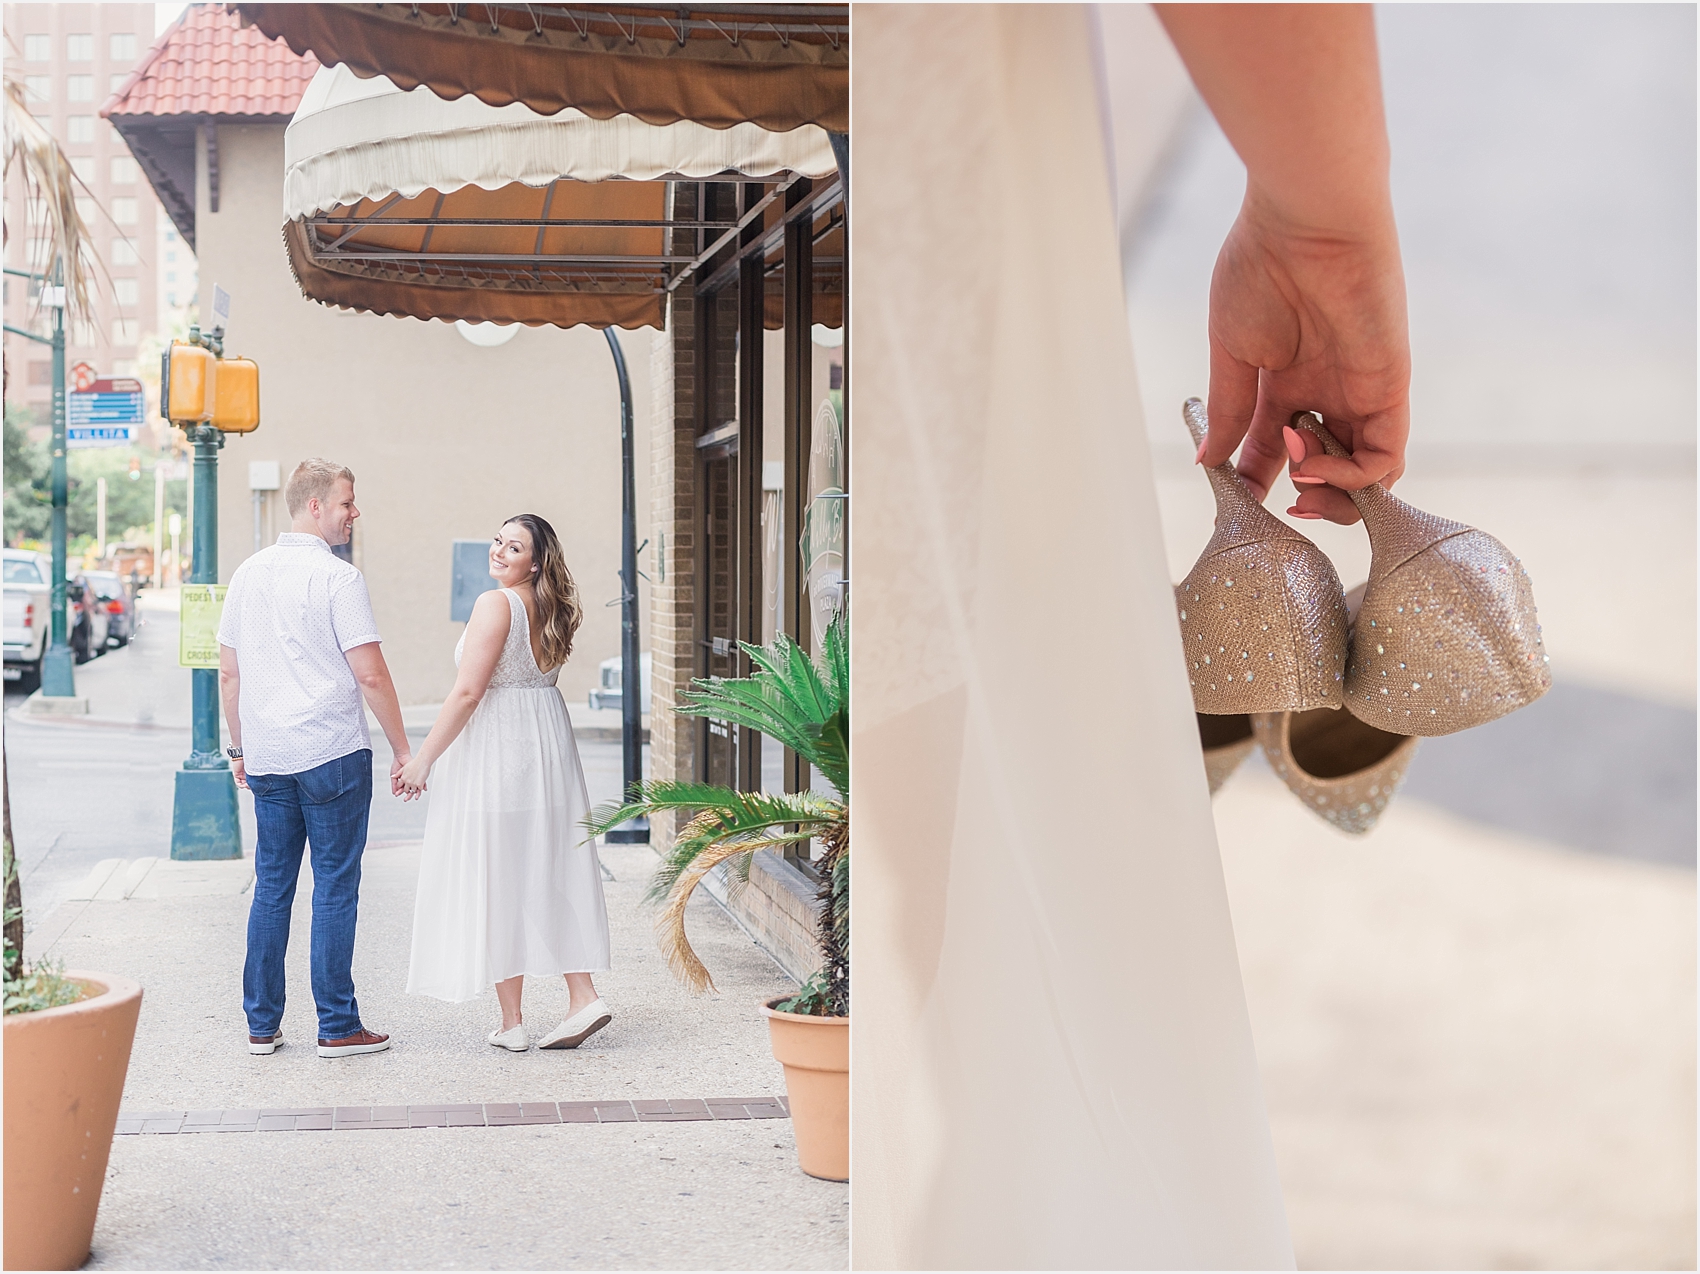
[674,613,848,797]
[585,781,839,843]
[587,781,842,904]
[589,613,850,1012]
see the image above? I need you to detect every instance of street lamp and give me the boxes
[602,328,648,843]
[3,258,76,700]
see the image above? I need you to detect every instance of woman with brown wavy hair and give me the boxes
[399,514,612,1051]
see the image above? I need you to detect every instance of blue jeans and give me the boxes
[244,750,372,1040]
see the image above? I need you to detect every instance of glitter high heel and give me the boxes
[1177,398,1349,716]
[1291,413,1550,736]
[1253,585,1420,833]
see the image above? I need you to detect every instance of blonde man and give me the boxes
[218,459,411,1058]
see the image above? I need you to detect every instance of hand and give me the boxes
[232,757,247,790]
[390,750,415,799]
[1199,190,1410,525]
[396,752,430,800]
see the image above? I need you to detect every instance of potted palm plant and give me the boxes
[588,613,848,1180]
[4,74,143,1272]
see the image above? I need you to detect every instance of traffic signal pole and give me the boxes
[169,327,240,860]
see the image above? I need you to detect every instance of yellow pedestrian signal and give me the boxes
[212,357,259,433]
[161,341,217,423]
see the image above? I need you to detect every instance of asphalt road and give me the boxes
[5,640,647,933]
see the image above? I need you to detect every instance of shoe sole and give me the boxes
[248,1039,282,1055]
[489,1038,530,1052]
[539,1014,611,1050]
[316,1040,392,1057]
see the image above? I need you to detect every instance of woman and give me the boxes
[852,6,1406,1266]
[400,514,612,1051]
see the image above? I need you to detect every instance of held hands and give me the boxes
[394,751,430,800]
[1198,191,1411,526]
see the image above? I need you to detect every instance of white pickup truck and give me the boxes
[4,548,54,690]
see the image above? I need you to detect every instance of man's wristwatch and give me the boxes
[226,746,243,759]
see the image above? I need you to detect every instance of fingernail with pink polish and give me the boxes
[1289,509,1323,520]
[1194,440,1207,465]
[1291,474,1327,485]
[1282,426,1306,465]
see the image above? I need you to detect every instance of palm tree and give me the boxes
[3,71,109,1001]
[587,613,848,1017]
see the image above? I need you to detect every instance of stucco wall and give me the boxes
[196,123,652,706]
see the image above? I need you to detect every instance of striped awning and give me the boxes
[282,62,843,329]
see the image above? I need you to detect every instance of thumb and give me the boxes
[1202,331,1258,468]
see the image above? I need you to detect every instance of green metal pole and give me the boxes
[40,258,75,697]
[170,405,240,859]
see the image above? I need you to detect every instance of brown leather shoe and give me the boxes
[248,1028,284,1056]
[316,1028,391,1058]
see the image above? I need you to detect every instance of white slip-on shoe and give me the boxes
[488,1023,530,1052]
[248,1028,284,1056]
[538,998,611,1050]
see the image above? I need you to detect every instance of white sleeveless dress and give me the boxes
[407,588,611,1002]
[852,8,1292,1268]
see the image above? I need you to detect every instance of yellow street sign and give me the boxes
[179,584,227,668]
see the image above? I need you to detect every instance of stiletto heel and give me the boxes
[1291,413,1550,735]
[1177,398,1349,716]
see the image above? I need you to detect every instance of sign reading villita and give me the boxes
[68,376,145,448]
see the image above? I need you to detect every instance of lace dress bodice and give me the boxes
[455,587,560,689]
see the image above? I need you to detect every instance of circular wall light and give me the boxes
[455,320,520,347]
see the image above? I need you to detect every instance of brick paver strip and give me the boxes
[113,1098,790,1135]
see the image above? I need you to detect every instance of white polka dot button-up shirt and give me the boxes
[217,532,383,776]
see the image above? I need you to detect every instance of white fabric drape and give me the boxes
[851,6,1294,1267]
[284,63,839,221]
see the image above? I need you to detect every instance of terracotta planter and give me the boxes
[762,1000,848,1182]
[4,972,142,1271]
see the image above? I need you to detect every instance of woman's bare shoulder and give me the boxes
[467,588,513,628]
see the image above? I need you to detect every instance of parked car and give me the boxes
[1,553,111,684]
[588,651,652,712]
[66,575,109,664]
[82,570,136,647]
[4,549,53,690]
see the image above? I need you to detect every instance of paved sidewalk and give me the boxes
[1216,758,1695,1270]
[30,837,846,1269]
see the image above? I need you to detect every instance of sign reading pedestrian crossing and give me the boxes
[68,376,146,448]
[179,585,228,669]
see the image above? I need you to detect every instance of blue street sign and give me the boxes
[68,424,135,448]
[68,392,146,424]
[67,376,145,446]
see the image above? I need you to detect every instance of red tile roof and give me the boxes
[102,3,318,120]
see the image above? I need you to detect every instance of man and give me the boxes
[218,458,412,1058]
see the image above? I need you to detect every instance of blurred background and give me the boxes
[1107,4,1695,1269]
